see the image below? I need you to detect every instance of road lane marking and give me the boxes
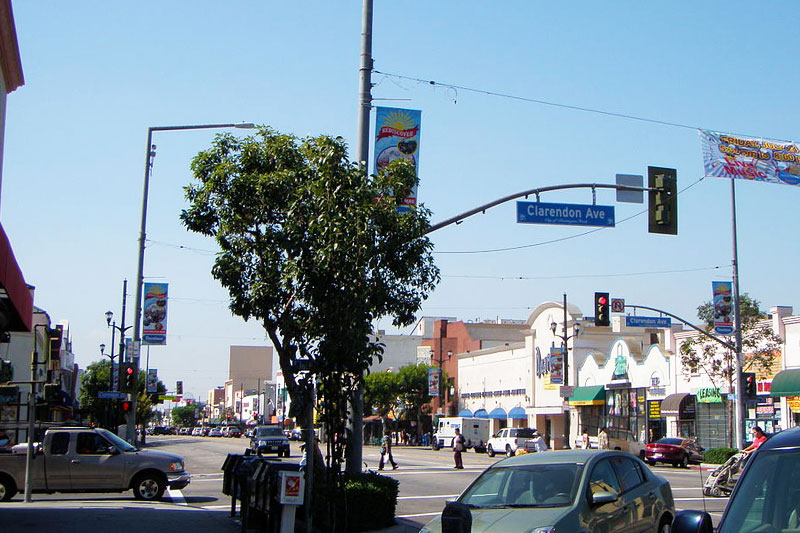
[167,488,187,505]
[397,494,459,500]
[397,512,441,519]
[674,497,728,501]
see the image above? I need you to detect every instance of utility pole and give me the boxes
[730,180,745,450]
[347,0,373,477]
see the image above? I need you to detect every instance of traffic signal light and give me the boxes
[743,372,757,399]
[120,363,136,392]
[176,381,183,395]
[648,166,677,235]
[594,292,610,327]
[121,400,132,413]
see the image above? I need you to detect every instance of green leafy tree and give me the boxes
[181,127,439,516]
[398,364,435,439]
[364,370,402,426]
[170,405,198,427]
[680,294,782,446]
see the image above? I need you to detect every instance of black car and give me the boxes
[250,425,291,457]
[673,426,800,533]
[152,426,173,435]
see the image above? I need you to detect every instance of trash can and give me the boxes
[233,455,263,531]
[246,460,302,533]
[221,453,244,497]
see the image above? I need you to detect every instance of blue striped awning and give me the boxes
[489,407,507,420]
[473,408,489,418]
[508,407,527,419]
[458,409,473,417]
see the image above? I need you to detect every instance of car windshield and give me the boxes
[460,463,583,508]
[656,438,683,446]
[719,447,800,533]
[257,427,283,437]
[97,429,137,452]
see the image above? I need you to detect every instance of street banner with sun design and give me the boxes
[374,107,421,210]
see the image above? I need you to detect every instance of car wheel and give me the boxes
[657,515,672,533]
[284,449,290,458]
[505,445,513,458]
[0,474,17,502]
[487,444,495,457]
[432,441,440,451]
[132,472,166,501]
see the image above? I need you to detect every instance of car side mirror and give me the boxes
[107,445,120,455]
[671,510,714,533]
[441,501,472,533]
[591,491,619,506]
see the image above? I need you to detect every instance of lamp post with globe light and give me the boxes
[550,294,581,450]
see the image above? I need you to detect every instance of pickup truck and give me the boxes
[0,426,190,502]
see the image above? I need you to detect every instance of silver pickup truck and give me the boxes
[0,426,190,502]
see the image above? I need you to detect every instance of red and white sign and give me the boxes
[279,471,304,505]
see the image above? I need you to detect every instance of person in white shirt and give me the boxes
[531,431,548,452]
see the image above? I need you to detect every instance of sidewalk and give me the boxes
[0,499,424,533]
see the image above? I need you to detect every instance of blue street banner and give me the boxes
[549,347,564,384]
[700,130,800,186]
[374,107,421,210]
[713,281,734,335]
[142,282,168,345]
[428,367,440,397]
[626,316,672,328]
[517,201,615,227]
[147,369,158,393]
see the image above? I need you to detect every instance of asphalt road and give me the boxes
[2,436,732,531]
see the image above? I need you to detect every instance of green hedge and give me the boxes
[703,447,739,464]
[309,470,399,532]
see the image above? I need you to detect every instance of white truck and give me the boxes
[432,417,490,453]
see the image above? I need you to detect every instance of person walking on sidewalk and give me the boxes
[379,429,398,470]
[453,427,466,469]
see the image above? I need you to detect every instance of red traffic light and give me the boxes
[125,367,134,375]
[598,296,608,305]
[122,401,131,412]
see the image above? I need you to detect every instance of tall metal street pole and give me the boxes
[731,179,745,450]
[347,0,373,477]
[129,122,254,444]
[24,324,47,503]
[562,294,571,450]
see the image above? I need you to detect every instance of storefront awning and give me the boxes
[660,392,690,416]
[569,385,605,406]
[473,408,489,418]
[508,407,527,419]
[458,409,473,417]
[770,368,800,397]
[0,223,31,332]
[489,407,507,420]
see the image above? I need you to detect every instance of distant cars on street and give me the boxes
[421,449,675,533]
[645,437,704,468]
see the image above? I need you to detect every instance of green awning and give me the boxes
[569,385,606,406]
[770,369,800,397]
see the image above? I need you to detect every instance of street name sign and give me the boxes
[98,391,127,400]
[626,316,671,328]
[517,201,615,227]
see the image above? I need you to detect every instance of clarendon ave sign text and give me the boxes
[516,201,615,228]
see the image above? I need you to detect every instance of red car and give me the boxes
[645,437,704,468]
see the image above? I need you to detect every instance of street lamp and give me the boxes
[550,293,581,450]
[128,122,255,443]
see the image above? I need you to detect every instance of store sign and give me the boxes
[756,404,775,417]
[648,400,662,419]
[786,396,800,411]
[697,387,722,404]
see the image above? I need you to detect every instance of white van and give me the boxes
[433,417,491,453]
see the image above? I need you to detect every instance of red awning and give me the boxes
[0,223,31,331]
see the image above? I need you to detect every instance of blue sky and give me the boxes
[4,2,799,400]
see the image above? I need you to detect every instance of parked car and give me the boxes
[152,426,173,436]
[227,427,242,438]
[0,426,190,502]
[645,437,704,468]
[208,427,223,437]
[672,426,800,533]
[191,427,203,436]
[250,425,290,457]
[486,427,538,457]
[179,427,191,435]
[420,449,675,533]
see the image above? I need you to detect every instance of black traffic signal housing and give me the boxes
[120,363,136,393]
[743,372,757,399]
[594,292,610,327]
[648,166,677,235]
[176,381,183,395]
